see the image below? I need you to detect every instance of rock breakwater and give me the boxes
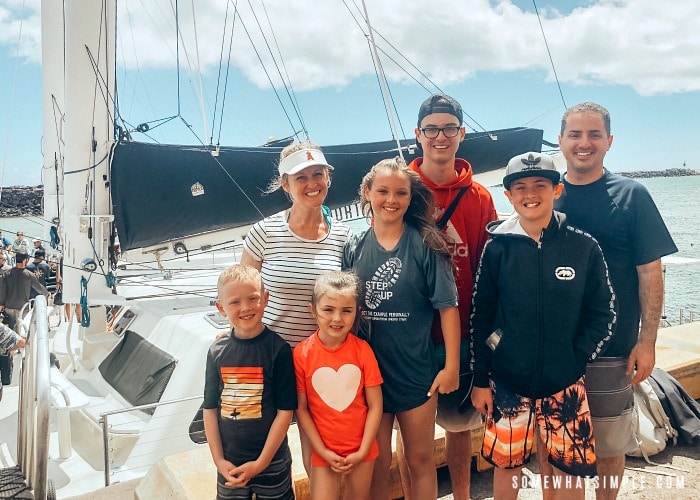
[617,168,698,179]
[0,186,43,217]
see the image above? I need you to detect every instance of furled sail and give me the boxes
[111,127,543,250]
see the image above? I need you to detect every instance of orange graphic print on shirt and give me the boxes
[220,367,263,420]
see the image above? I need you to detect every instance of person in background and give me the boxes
[471,152,616,499]
[26,249,52,299]
[0,322,26,402]
[0,231,11,251]
[344,157,460,500]
[0,252,49,389]
[45,255,60,296]
[0,252,50,330]
[0,254,10,274]
[399,93,497,500]
[31,239,45,257]
[203,264,297,500]
[12,232,29,255]
[538,102,678,500]
[294,271,383,500]
[0,232,11,268]
[239,139,351,474]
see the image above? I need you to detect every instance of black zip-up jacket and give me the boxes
[469,211,617,399]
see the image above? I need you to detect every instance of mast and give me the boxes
[361,0,404,162]
[40,0,65,246]
[61,0,117,305]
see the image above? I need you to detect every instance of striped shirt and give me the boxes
[243,211,351,347]
[0,324,21,355]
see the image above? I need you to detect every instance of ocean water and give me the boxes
[2,176,698,321]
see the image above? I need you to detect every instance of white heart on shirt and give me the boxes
[311,364,361,412]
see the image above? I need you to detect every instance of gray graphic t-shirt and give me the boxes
[344,226,457,412]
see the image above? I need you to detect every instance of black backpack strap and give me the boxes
[436,187,468,229]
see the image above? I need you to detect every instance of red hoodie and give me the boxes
[409,157,497,343]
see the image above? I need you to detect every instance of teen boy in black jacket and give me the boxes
[470,152,616,499]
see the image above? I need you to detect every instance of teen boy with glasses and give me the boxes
[395,94,498,500]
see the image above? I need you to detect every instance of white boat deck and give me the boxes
[2,321,699,499]
[97,322,700,499]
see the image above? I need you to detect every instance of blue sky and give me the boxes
[1,0,699,187]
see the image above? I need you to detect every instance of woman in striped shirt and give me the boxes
[239,140,351,474]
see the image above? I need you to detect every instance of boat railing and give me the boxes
[98,395,203,487]
[660,307,699,327]
[15,295,52,499]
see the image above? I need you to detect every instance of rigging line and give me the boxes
[118,0,181,139]
[231,7,301,135]
[189,0,210,141]
[63,152,110,175]
[366,40,400,144]
[116,5,196,139]
[205,150,266,220]
[343,0,410,141]
[532,0,567,109]
[361,0,404,161]
[242,0,306,137]
[522,103,561,128]
[50,96,65,161]
[370,29,485,132]
[260,0,307,139]
[82,0,111,222]
[345,0,489,134]
[123,289,217,301]
[216,8,236,146]
[49,95,65,222]
[53,154,61,222]
[343,0,437,95]
[384,79,408,143]
[169,0,210,135]
[116,0,161,141]
[251,0,307,139]
[210,0,232,145]
[178,115,207,145]
[86,47,118,127]
[0,0,28,196]
[216,15,236,146]
[371,47,473,134]
[216,0,241,146]
[175,0,181,116]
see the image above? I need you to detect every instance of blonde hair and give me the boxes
[264,139,331,194]
[217,264,264,298]
[360,157,453,262]
[311,270,359,307]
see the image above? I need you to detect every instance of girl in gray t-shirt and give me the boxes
[343,157,459,500]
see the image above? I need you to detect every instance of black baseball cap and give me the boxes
[417,93,463,127]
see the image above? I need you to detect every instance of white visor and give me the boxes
[278,148,333,176]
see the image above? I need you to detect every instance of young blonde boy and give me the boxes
[470,152,617,500]
[203,264,297,500]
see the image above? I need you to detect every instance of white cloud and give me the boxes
[0,0,41,61]
[1,0,699,95]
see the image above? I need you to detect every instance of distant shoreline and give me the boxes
[616,167,698,179]
[1,168,698,216]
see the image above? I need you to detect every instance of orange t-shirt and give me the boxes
[294,331,383,466]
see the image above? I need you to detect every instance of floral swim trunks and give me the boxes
[481,377,597,477]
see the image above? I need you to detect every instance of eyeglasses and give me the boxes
[420,126,461,139]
